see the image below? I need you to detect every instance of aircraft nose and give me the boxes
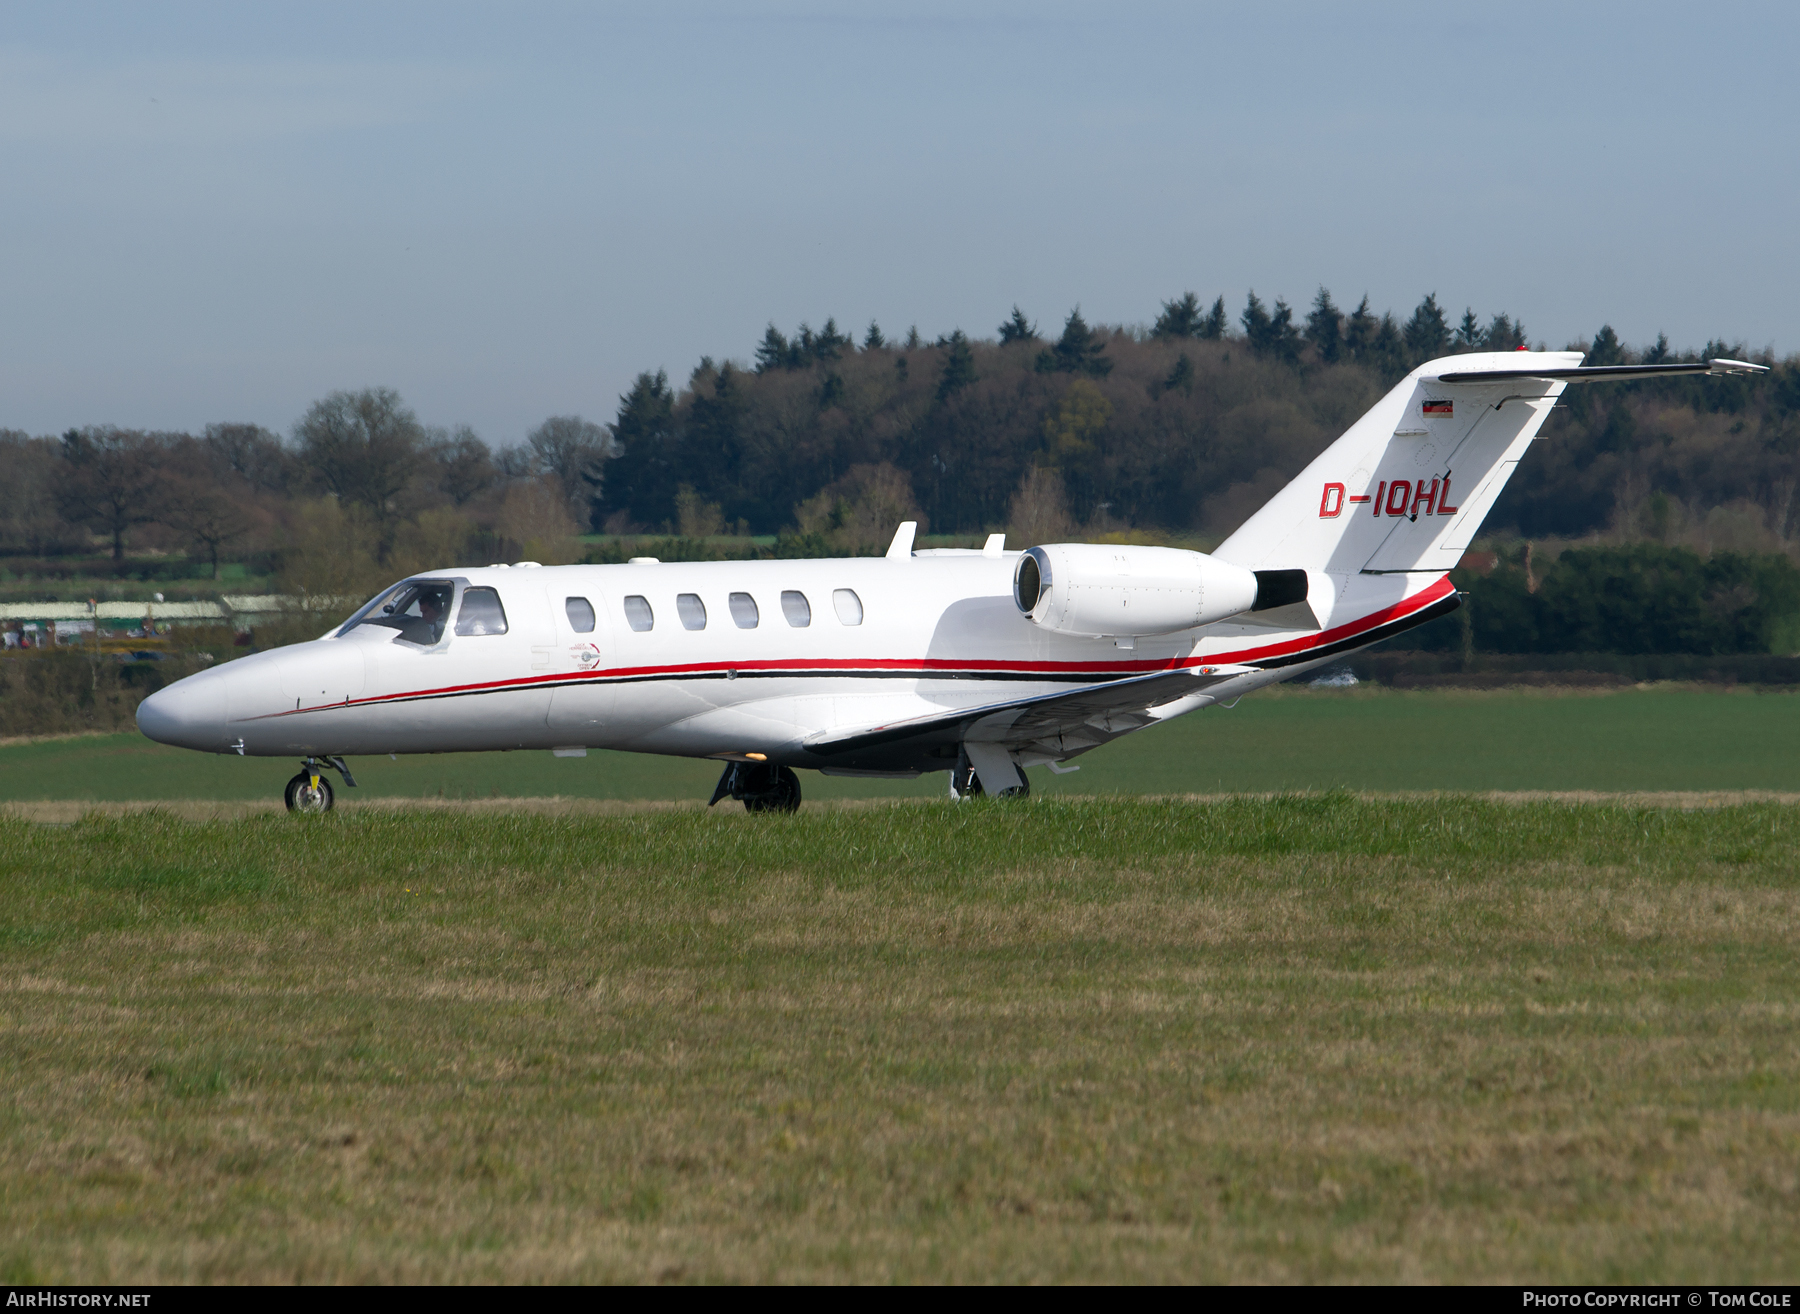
[136,668,233,751]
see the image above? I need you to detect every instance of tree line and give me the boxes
[1414,543,1800,658]
[0,391,611,588]
[600,291,1796,555]
[3,288,1797,597]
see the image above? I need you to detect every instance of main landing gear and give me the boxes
[284,756,358,814]
[709,761,803,813]
[951,745,1031,801]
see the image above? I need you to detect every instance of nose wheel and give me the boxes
[285,770,334,813]
[284,756,357,813]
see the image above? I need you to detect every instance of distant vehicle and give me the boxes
[137,351,1768,812]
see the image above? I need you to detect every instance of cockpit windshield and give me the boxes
[339,579,455,646]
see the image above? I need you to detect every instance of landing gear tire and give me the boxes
[709,761,802,813]
[743,765,802,814]
[284,771,335,814]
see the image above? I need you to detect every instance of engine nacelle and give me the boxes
[1012,543,1267,637]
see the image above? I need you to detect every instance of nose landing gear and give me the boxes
[284,756,359,813]
[285,769,332,813]
[709,761,802,813]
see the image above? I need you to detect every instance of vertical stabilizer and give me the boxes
[1213,351,1577,574]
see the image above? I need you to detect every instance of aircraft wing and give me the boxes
[799,663,1257,771]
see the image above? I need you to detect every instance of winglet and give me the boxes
[886,521,917,559]
[982,533,1006,557]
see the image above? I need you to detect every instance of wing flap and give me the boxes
[802,664,1257,765]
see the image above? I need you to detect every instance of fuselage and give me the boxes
[136,552,1452,776]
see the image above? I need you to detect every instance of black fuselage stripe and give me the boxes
[267,599,1456,721]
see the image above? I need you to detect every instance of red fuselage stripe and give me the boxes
[266,576,1453,718]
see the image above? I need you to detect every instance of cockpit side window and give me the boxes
[342,579,455,646]
[454,587,509,636]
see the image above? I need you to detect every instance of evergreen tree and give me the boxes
[1305,287,1341,362]
[1267,298,1301,363]
[1372,311,1407,377]
[1644,332,1670,364]
[1482,313,1527,351]
[680,364,746,523]
[1034,308,1113,377]
[1152,292,1203,339]
[754,325,791,374]
[1402,293,1450,362]
[812,317,850,362]
[904,326,922,349]
[1162,353,1195,394]
[1587,324,1625,367]
[1454,308,1483,350]
[936,330,977,401]
[998,306,1038,344]
[1200,296,1228,340]
[1342,295,1375,359]
[1241,293,1300,362]
[1240,291,1272,350]
[605,369,677,527]
[863,320,886,350]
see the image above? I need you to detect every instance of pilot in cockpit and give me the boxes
[345,580,456,646]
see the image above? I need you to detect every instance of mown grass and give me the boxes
[7,684,1800,804]
[3,797,1799,1282]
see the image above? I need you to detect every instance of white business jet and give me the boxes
[137,351,1767,811]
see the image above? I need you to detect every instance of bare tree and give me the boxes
[203,422,292,495]
[1007,467,1074,546]
[426,425,498,506]
[0,432,79,554]
[54,427,170,565]
[292,388,426,563]
[162,437,264,578]
[525,415,612,530]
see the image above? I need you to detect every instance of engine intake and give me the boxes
[1012,543,1265,637]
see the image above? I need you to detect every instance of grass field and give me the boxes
[5,685,1800,806]
[3,796,1799,1283]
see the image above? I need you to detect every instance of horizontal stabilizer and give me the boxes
[1437,358,1768,385]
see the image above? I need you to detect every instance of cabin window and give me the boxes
[677,593,707,630]
[729,592,759,628]
[623,595,654,632]
[832,588,863,625]
[565,596,596,633]
[780,590,811,627]
[454,587,509,637]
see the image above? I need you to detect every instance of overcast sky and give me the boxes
[3,1,1794,444]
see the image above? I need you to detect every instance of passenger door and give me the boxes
[546,587,615,742]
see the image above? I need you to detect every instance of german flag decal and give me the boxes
[1422,399,1453,416]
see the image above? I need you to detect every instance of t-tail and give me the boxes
[1213,350,1767,578]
